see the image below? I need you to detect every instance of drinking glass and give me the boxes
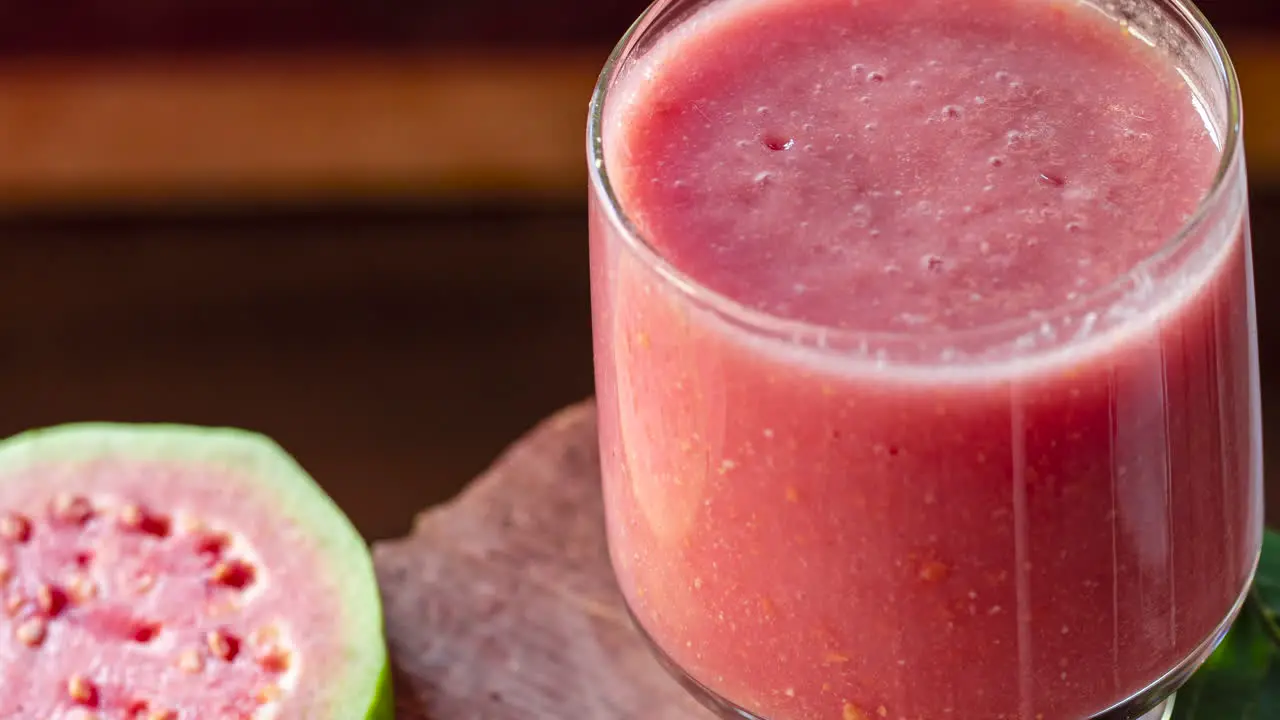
[586,0,1261,718]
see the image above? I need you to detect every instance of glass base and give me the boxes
[627,579,1251,720]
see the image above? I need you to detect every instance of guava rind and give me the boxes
[368,661,397,720]
[0,422,393,720]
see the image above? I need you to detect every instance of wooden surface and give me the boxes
[0,0,1268,56]
[0,53,597,211]
[0,0,1275,56]
[374,401,711,719]
[0,35,1274,211]
[0,0,652,55]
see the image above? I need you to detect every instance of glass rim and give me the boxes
[585,0,1245,362]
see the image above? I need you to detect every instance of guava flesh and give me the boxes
[0,423,391,720]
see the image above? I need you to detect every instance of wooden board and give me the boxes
[0,0,1268,56]
[0,36,1274,210]
[0,52,597,211]
[374,401,712,719]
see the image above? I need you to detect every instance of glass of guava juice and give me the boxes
[586,0,1261,718]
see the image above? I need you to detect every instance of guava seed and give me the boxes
[0,555,12,584]
[207,629,241,661]
[119,504,172,538]
[15,617,46,646]
[119,504,143,529]
[51,494,94,525]
[257,645,292,673]
[145,515,172,538]
[249,624,279,646]
[177,647,205,673]
[127,700,177,720]
[197,532,232,561]
[134,573,156,594]
[36,583,67,617]
[131,620,161,643]
[211,559,256,590]
[256,684,283,704]
[67,674,99,706]
[0,513,31,542]
[177,514,204,533]
[68,573,98,603]
[5,591,23,616]
[206,599,237,618]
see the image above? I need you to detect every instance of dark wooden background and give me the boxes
[0,0,1270,54]
[0,0,1276,540]
[0,207,593,539]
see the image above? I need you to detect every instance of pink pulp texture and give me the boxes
[0,459,347,719]
[591,0,1260,718]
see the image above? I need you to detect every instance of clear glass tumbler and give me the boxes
[586,0,1261,718]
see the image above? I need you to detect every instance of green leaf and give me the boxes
[1172,529,1280,720]
[1253,530,1280,644]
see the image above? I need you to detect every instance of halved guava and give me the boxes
[0,423,392,720]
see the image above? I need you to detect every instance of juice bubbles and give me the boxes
[588,0,1261,717]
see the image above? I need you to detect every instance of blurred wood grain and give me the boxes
[0,0,1268,56]
[0,53,597,210]
[0,35,1271,211]
[0,207,597,541]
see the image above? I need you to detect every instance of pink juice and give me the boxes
[589,0,1260,718]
